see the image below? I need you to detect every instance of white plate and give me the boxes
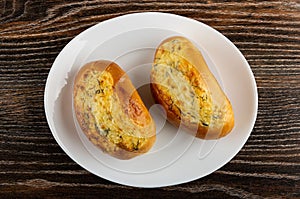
[44,12,258,187]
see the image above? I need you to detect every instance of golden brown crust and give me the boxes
[151,36,234,139]
[73,60,156,159]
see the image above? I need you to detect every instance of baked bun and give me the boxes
[150,36,234,139]
[73,60,156,159]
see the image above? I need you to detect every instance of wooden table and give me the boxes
[1,0,299,198]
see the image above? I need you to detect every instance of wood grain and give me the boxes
[0,0,299,198]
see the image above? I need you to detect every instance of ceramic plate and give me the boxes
[44,12,258,187]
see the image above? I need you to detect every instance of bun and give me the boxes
[73,60,156,159]
[150,36,234,139]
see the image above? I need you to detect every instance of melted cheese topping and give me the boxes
[74,70,150,152]
[152,40,214,127]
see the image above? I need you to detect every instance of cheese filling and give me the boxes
[152,46,214,127]
[74,70,149,152]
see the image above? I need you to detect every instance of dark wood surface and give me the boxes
[1,0,299,198]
